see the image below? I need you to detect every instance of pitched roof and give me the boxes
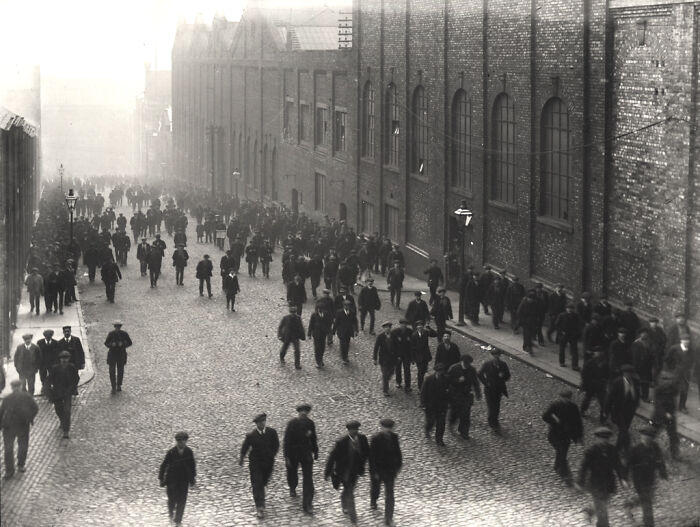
[290,26,339,50]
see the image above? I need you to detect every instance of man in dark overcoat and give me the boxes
[278,304,306,369]
[369,419,403,527]
[172,244,189,286]
[411,320,437,391]
[404,290,429,329]
[0,380,38,478]
[391,318,414,392]
[159,431,196,527]
[373,322,398,396]
[286,274,307,316]
[477,348,511,433]
[104,320,132,394]
[604,364,640,454]
[14,333,40,395]
[447,353,482,440]
[333,300,359,365]
[101,257,122,303]
[196,254,213,298]
[421,363,450,445]
[358,277,381,335]
[57,325,85,371]
[542,390,583,486]
[136,237,151,277]
[47,351,80,439]
[308,305,332,367]
[626,426,668,527]
[37,329,59,396]
[283,404,318,513]
[147,241,163,287]
[223,270,240,312]
[240,413,280,519]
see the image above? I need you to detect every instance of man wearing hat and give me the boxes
[554,303,583,370]
[582,313,608,362]
[542,390,583,486]
[505,276,526,333]
[478,348,511,433]
[374,322,399,396]
[278,304,306,369]
[405,290,429,329]
[333,299,359,365]
[0,379,39,478]
[608,327,632,378]
[358,278,381,335]
[577,291,593,325]
[392,318,414,392]
[580,348,610,423]
[323,253,339,296]
[136,237,151,277]
[172,244,189,286]
[411,320,437,391]
[430,288,453,341]
[159,431,196,526]
[47,350,80,439]
[447,354,482,440]
[334,285,357,315]
[369,419,403,526]
[477,265,494,316]
[324,420,370,525]
[104,321,133,394]
[576,426,626,527]
[386,261,405,309]
[652,370,680,459]
[605,364,640,453]
[240,413,280,519]
[100,256,122,303]
[435,331,460,370]
[57,326,85,371]
[546,284,567,343]
[146,236,164,288]
[631,328,654,402]
[665,312,689,351]
[533,283,549,346]
[486,275,506,330]
[13,333,40,395]
[647,317,666,375]
[283,404,318,513]
[421,363,451,445]
[665,332,694,413]
[196,254,214,298]
[37,329,59,396]
[517,290,539,355]
[617,301,641,347]
[24,267,44,315]
[245,240,259,277]
[308,305,331,367]
[626,426,668,526]
[422,258,444,306]
[286,274,307,316]
[222,269,241,311]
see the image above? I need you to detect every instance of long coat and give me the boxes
[373,332,398,366]
[47,363,80,400]
[542,399,583,443]
[325,434,370,482]
[369,431,402,476]
[577,443,624,497]
[159,446,196,489]
[195,259,213,279]
[333,309,358,339]
[278,313,306,343]
[308,311,332,340]
[37,338,60,371]
[411,326,437,365]
[57,336,85,370]
[605,375,641,427]
[477,358,511,397]
[283,416,318,461]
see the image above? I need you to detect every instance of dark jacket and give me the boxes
[104,329,133,366]
[287,281,307,305]
[405,299,429,326]
[101,262,122,283]
[159,446,196,488]
[325,433,370,481]
[577,443,624,496]
[580,354,609,393]
[196,259,213,279]
[369,431,402,476]
[47,363,80,400]
[172,249,189,267]
[391,326,413,357]
[283,416,318,460]
[608,339,633,377]
[447,362,482,399]
[477,358,511,397]
[423,265,443,287]
[554,311,583,341]
[548,291,568,317]
[358,286,381,312]
[420,372,450,410]
[411,326,437,365]
[605,375,641,426]
[373,332,398,366]
[37,337,60,370]
[136,243,151,261]
[434,342,460,370]
[240,427,280,467]
[333,308,358,339]
[627,441,667,492]
[334,294,357,314]
[278,313,306,342]
[387,268,405,289]
[505,281,526,311]
[0,390,39,429]
[582,322,608,353]
[542,399,583,443]
[308,311,332,339]
[57,336,85,370]
[223,274,240,295]
[430,297,453,324]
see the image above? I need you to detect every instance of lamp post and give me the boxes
[232,169,240,199]
[454,199,473,326]
[65,188,78,245]
[58,164,65,193]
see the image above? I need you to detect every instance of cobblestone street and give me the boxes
[3,207,700,527]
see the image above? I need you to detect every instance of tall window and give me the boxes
[334,110,346,153]
[314,172,326,211]
[451,90,471,189]
[541,97,571,220]
[315,105,330,147]
[384,204,400,242]
[361,201,375,234]
[362,81,375,157]
[492,93,516,204]
[384,84,399,166]
[300,103,310,142]
[411,86,428,175]
[283,99,294,141]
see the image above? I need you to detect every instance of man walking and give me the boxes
[405,291,429,329]
[421,363,450,446]
[24,268,44,315]
[411,320,437,391]
[196,254,213,298]
[286,274,307,316]
[147,240,163,287]
[278,304,306,369]
[172,244,189,286]
[283,404,318,514]
[358,277,381,335]
[392,318,414,392]
[369,419,403,527]
[626,426,668,527]
[136,237,151,277]
[478,348,511,434]
[57,326,85,371]
[555,303,583,370]
[308,306,331,368]
[605,364,640,454]
[542,390,583,486]
[333,300,359,365]
[239,413,280,519]
[386,262,404,308]
[104,320,132,394]
[325,420,370,526]
[13,333,40,395]
[430,288,453,341]
[374,322,399,396]
[159,431,196,527]
[47,351,80,439]
[37,329,59,396]
[223,270,241,312]
[447,353,482,440]
[423,258,443,305]
[0,380,39,478]
[101,257,122,303]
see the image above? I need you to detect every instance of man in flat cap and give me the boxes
[423,258,444,306]
[196,254,213,298]
[652,370,680,459]
[608,327,633,379]
[547,284,567,343]
[542,390,583,486]
[555,303,583,370]
[576,426,626,527]
[631,327,654,402]
[626,426,667,527]
[333,299,359,365]
[24,267,44,315]
[374,322,399,396]
[577,291,593,325]
[605,364,640,454]
[430,288,453,341]
[287,274,307,316]
[136,237,151,277]
[325,420,370,525]
[434,331,460,370]
[278,304,306,370]
[47,350,80,439]
[100,255,122,303]
[0,379,39,478]
[647,317,666,376]
[240,413,280,519]
[478,348,511,433]
[580,348,610,424]
[369,419,402,527]
[665,332,694,413]
[283,404,318,513]
[308,304,331,368]
[404,291,429,329]
[392,318,414,392]
[358,277,381,335]
[57,326,85,372]
[14,333,40,395]
[617,301,641,347]
[411,320,437,391]
[447,354,482,440]
[421,363,451,446]
[172,244,189,286]
[159,431,196,527]
[104,320,133,394]
[386,261,405,309]
[37,329,59,396]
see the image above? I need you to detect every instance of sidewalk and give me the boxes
[1,283,94,398]
[378,273,700,445]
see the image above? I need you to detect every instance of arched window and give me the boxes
[362,81,375,157]
[491,93,516,204]
[541,98,571,220]
[411,86,428,175]
[451,90,471,189]
[384,83,399,166]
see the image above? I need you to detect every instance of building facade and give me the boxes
[173,0,700,328]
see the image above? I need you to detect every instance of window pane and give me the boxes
[540,98,570,220]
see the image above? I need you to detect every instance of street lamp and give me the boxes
[65,188,78,245]
[454,199,473,326]
[58,164,65,192]
[232,169,241,199]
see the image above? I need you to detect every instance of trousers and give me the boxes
[449,393,474,437]
[280,340,301,367]
[109,361,125,388]
[485,388,503,428]
[166,484,188,524]
[370,470,396,523]
[250,463,274,508]
[3,426,29,474]
[425,407,447,442]
[381,363,395,394]
[199,278,212,296]
[360,309,376,333]
[286,456,314,508]
[53,396,72,432]
[29,293,41,314]
[175,267,184,284]
[340,475,359,523]
[19,373,36,395]
[313,335,327,365]
[395,354,411,389]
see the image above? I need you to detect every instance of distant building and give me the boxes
[134,67,172,183]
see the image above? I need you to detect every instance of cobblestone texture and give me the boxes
[2,205,700,527]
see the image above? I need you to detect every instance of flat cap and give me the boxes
[141,237,147,241]
[62,325,71,330]
[593,426,613,438]
[434,362,447,372]
[366,277,374,283]
[381,321,393,328]
[58,350,71,358]
[322,289,331,294]
[490,348,503,355]
[203,254,210,258]
[399,318,409,324]
[560,390,573,399]
[10,379,22,388]
[346,420,361,430]
[113,320,123,326]
[442,330,452,336]
[617,327,628,334]
[437,287,446,293]
[581,292,591,299]
[380,418,395,428]
[621,364,636,372]
[21,333,33,339]
[460,353,473,363]
[566,302,575,309]
[339,286,347,292]
[639,426,657,437]
[414,291,422,296]
[253,413,267,423]
[43,329,54,337]
[648,317,659,323]
[175,431,189,440]
[674,312,685,318]
[296,403,312,412]
[415,320,425,326]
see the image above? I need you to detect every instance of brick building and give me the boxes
[173,0,699,328]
